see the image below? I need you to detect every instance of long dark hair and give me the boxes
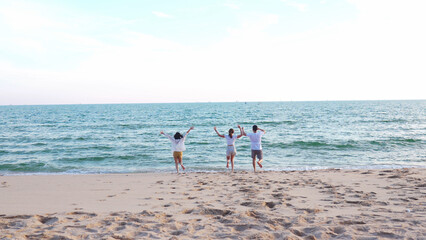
[228,128,234,138]
[174,132,183,139]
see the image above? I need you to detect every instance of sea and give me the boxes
[0,100,425,175]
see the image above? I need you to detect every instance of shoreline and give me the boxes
[1,164,425,177]
[1,168,425,239]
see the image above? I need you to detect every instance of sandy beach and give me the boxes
[0,168,425,239]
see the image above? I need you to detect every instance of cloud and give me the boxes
[0,2,61,30]
[224,3,240,10]
[1,0,425,105]
[152,11,173,18]
[227,14,279,37]
[282,0,308,12]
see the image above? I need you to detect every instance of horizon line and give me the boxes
[0,99,425,107]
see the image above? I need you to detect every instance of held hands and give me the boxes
[214,126,217,130]
[160,131,164,135]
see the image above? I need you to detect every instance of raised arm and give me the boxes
[241,126,247,136]
[214,126,225,138]
[186,126,194,135]
[258,128,266,134]
[237,125,243,138]
[160,131,174,141]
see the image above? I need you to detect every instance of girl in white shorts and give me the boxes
[214,125,243,172]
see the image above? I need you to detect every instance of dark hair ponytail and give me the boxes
[174,132,183,139]
[228,128,234,138]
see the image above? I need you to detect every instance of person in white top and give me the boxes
[242,125,266,172]
[160,126,194,173]
[214,125,243,172]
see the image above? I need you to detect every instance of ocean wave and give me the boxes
[32,142,48,146]
[58,156,107,163]
[390,138,422,143]
[239,120,296,126]
[258,120,297,125]
[379,119,409,123]
[2,164,424,176]
[369,141,385,146]
[190,141,211,145]
[115,154,152,160]
[269,138,424,150]
[5,148,58,155]
[358,119,409,124]
[56,153,153,163]
[0,161,64,173]
[36,123,57,127]
[369,138,423,146]
[65,145,114,151]
[117,123,151,129]
[267,141,357,150]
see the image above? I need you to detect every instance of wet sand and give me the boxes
[0,168,425,239]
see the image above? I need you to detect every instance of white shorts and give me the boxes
[226,145,237,156]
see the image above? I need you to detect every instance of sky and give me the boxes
[0,0,425,105]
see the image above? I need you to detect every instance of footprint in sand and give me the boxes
[272,193,284,199]
[35,215,58,225]
[240,201,256,207]
[329,226,346,235]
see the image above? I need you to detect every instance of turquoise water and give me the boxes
[0,101,425,174]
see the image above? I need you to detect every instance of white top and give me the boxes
[246,131,264,150]
[225,135,237,145]
[164,133,188,152]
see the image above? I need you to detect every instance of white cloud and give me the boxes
[152,11,173,18]
[227,14,279,37]
[1,0,425,105]
[224,3,240,10]
[0,4,60,30]
[282,0,308,12]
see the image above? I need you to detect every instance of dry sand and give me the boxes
[0,168,425,239]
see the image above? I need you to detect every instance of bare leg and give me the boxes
[257,159,263,168]
[174,157,179,173]
[230,154,235,173]
[226,156,230,168]
[178,157,185,170]
[252,157,257,172]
